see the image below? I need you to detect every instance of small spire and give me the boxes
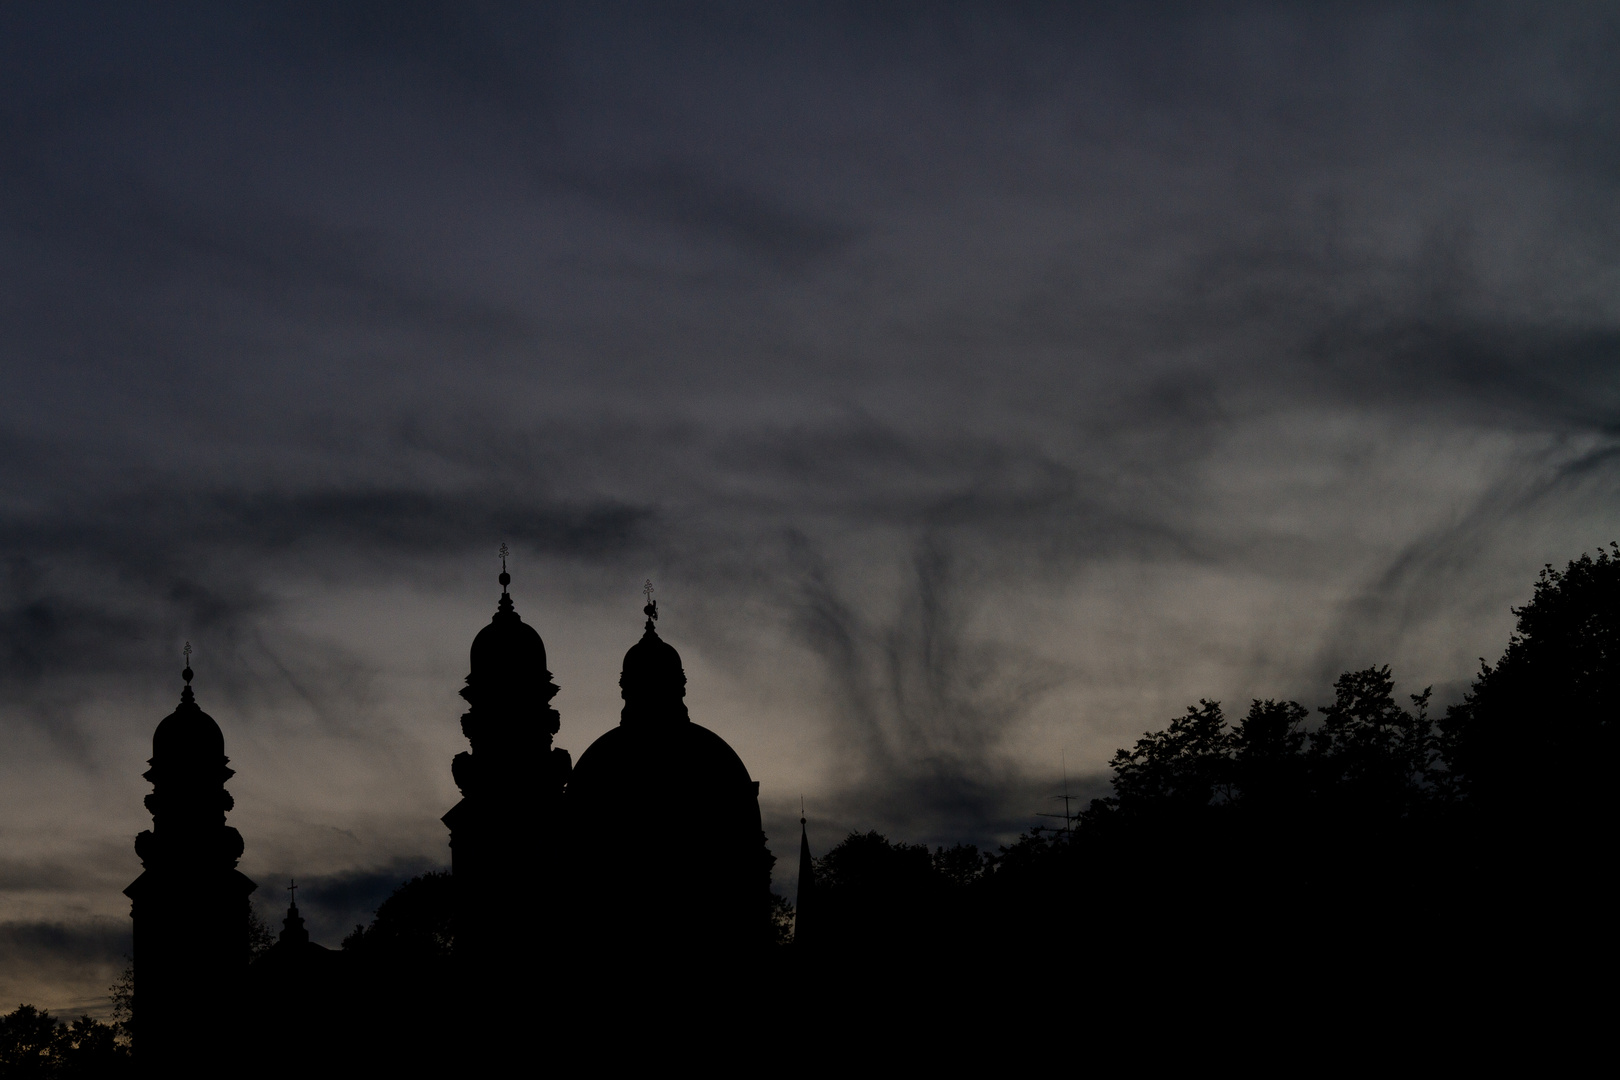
[178,642,196,705]
[643,579,657,630]
[796,806,817,947]
[498,543,511,592]
[278,879,310,947]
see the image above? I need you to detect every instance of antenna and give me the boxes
[1035,750,1080,839]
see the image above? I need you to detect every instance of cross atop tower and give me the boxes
[642,579,657,625]
[286,878,298,906]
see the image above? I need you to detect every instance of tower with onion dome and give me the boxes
[567,584,773,958]
[124,650,258,1066]
[442,549,572,979]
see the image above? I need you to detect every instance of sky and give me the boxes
[3,1,1619,1016]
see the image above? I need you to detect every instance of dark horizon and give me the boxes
[4,1,1620,1017]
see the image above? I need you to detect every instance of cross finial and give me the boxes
[498,544,511,591]
[287,878,298,906]
[642,579,657,625]
[182,642,193,684]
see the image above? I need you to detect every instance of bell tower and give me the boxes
[443,549,572,981]
[124,650,257,1066]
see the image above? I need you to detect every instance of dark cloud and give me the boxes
[0,920,128,968]
[0,919,129,1019]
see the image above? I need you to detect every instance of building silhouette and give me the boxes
[567,594,772,959]
[127,567,774,1067]
[441,557,570,985]
[124,659,257,1065]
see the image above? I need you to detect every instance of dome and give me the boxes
[151,678,225,762]
[571,720,753,794]
[576,596,753,789]
[564,598,769,954]
[469,590,549,681]
[619,621,686,702]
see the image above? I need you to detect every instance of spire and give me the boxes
[180,642,195,706]
[497,544,513,613]
[795,802,816,947]
[279,878,309,947]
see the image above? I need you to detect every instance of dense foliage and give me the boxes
[801,547,1620,971]
[0,1005,130,1078]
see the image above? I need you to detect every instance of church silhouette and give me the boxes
[124,562,778,1069]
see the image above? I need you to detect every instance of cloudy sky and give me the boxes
[4,1,1619,1014]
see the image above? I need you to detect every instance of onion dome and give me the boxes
[130,647,247,875]
[468,566,550,685]
[449,551,564,808]
[151,657,225,764]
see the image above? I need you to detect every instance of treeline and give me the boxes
[800,546,1620,977]
[0,1006,130,1077]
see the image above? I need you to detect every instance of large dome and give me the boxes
[570,720,753,794]
[565,599,769,954]
[577,608,748,783]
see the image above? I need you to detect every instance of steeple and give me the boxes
[795,805,817,948]
[279,880,309,947]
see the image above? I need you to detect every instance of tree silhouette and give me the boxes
[107,962,134,1050]
[246,905,275,963]
[0,1005,132,1077]
[769,894,794,945]
[1308,666,1435,816]
[1442,544,1620,811]
[341,872,455,967]
[1109,699,1233,817]
[1437,544,1620,942]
